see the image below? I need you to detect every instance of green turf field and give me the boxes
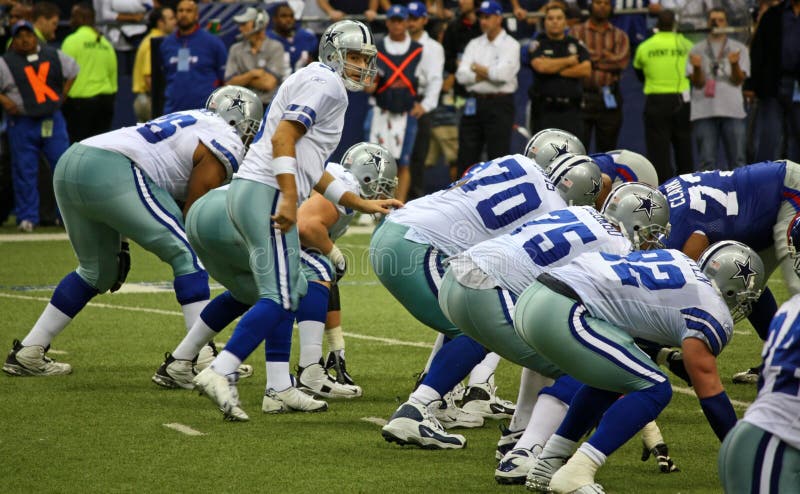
[0,226,766,493]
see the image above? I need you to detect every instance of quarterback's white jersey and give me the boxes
[387,154,567,255]
[235,62,348,203]
[743,294,800,450]
[549,249,734,355]
[464,206,631,295]
[325,162,360,241]
[82,109,244,202]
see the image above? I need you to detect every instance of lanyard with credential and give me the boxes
[705,37,727,79]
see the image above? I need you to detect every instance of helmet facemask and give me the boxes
[320,20,378,92]
[698,240,766,323]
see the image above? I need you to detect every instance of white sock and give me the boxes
[210,349,241,376]
[516,394,569,451]
[325,325,345,352]
[22,303,72,347]
[266,361,292,391]
[172,317,217,360]
[641,421,665,450]
[540,434,578,459]
[577,443,607,467]
[550,449,602,492]
[409,384,442,406]
[509,368,554,432]
[298,320,325,368]
[422,333,446,374]
[467,352,501,386]
[181,300,208,332]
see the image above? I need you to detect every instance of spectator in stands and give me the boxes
[132,6,176,122]
[689,7,748,171]
[529,3,590,139]
[0,21,78,232]
[442,0,482,104]
[32,2,59,45]
[406,1,444,200]
[633,9,693,180]
[749,0,800,162]
[61,3,117,143]
[318,0,379,22]
[94,0,148,53]
[610,0,653,52]
[225,8,287,109]
[455,0,519,173]
[570,0,630,152]
[159,0,227,113]
[267,2,318,74]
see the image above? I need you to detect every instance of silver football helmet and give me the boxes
[319,20,377,91]
[205,86,263,146]
[601,182,671,250]
[698,240,766,322]
[524,128,586,169]
[606,149,659,187]
[788,211,800,275]
[546,153,603,207]
[342,142,398,199]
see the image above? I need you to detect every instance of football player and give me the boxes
[659,160,800,383]
[718,293,800,493]
[2,86,263,377]
[523,128,586,169]
[514,241,765,493]
[189,21,402,421]
[373,150,606,448]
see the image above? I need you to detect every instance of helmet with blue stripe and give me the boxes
[698,240,765,322]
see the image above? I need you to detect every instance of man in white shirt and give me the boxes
[454,0,520,175]
[406,1,444,200]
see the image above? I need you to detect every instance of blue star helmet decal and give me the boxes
[587,177,601,196]
[731,256,757,288]
[227,92,246,116]
[324,29,340,46]
[632,191,662,220]
[550,142,569,158]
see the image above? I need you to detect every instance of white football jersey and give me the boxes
[744,294,800,450]
[235,62,348,203]
[548,249,734,355]
[82,109,244,202]
[465,206,631,295]
[387,154,567,255]
[325,162,360,241]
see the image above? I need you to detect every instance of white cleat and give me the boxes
[495,446,542,485]
[3,339,71,376]
[297,360,363,399]
[193,367,249,421]
[497,424,525,460]
[461,376,516,420]
[433,390,484,429]
[152,353,195,389]
[381,400,467,450]
[526,454,568,492]
[196,342,254,378]
[549,452,605,494]
[262,386,328,413]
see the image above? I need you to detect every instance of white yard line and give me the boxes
[162,423,206,436]
[360,417,388,427]
[672,385,751,409]
[0,233,69,242]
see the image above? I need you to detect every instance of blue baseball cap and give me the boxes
[477,0,503,16]
[386,5,408,19]
[11,20,34,37]
[407,1,427,18]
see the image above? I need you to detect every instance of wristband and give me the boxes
[272,156,297,176]
[323,179,348,205]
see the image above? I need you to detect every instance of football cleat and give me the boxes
[525,453,568,492]
[3,339,72,376]
[451,381,466,403]
[193,367,249,421]
[297,359,363,399]
[461,377,516,419]
[152,352,196,389]
[497,423,525,460]
[732,365,761,384]
[433,390,484,429]
[381,400,467,450]
[495,446,542,485]
[325,350,356,386]
[641,442,679,473]
[196,341,254,378]
[262,386,328,413]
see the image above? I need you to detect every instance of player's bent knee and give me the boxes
[173,271,210,304]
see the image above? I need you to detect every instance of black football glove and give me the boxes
[641,443,679,473]
[111,241,131,293]
[662,349,692,386]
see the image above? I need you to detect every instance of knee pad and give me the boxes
[173,271,210,305]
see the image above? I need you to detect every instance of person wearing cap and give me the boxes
[406,0,444,200]
[132,7,177,122]
[60,3,118,144]
[0,20,78,232]
[367,4,441,201]
[528,3,591,141]
[267,2,319,74]
[158,0,227,113]
[454,0,520,173]
[225,7,288,109]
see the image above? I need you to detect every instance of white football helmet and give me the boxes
[546,153,602,207]
[698,240,765,322]
[342,142,398,199]
[601,182,671,250]
[319,20,377,91]
[606,149,659,187]
[524,128,586,169]
[205,86,263,146]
